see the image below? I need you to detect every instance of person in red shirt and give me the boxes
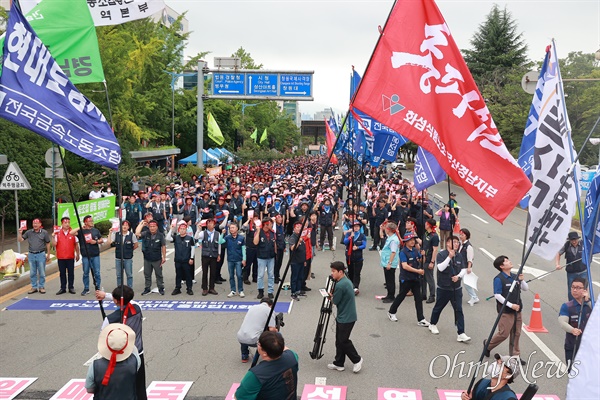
[52,217,80,295]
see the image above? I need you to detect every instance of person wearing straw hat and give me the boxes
[85,323,140,399]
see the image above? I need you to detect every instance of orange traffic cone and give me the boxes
[524,293,548,333]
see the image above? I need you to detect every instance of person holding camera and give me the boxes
[237,297,278,363]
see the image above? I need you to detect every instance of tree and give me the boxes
[463,4,529,86]
[232,47,263,70]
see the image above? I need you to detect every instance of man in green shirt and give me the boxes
[235,331,298,400]
[327,261,363,373]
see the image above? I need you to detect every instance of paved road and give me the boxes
[0,176,594,399]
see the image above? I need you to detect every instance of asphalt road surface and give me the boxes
[1,175,595,399]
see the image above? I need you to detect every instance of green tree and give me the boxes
[232,47,263,70]
[463,4,529,86]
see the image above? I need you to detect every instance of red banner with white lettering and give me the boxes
[352,0,531,223]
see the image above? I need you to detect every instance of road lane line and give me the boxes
[471,214,489,224]
[435,193,443,199]
[514,239,524,245]
[594,281,600,288]
[479,248,496,261]
[521,325,567,374]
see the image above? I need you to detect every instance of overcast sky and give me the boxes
[168,0,599,117]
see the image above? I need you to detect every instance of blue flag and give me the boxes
[584,169,600,255]
[414,147,447,192]
[0,5,121,169]
[517,48,551,207]
[353,128,366,165]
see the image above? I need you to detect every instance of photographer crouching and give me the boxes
[236,297,279,363]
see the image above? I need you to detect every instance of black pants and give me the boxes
[174,260,193,290]
[320,225,334,248]
[373,222,384,248]
[201,256,217,290]
[422,263,435,299]
[430,288,465,334]
[389,279,425,322]
[137,353,147,400]
[383,268,396,299]
[333,321,361,367]
[274,248,285,281]
[244,247,258,281]
[57,259,75,290]
[347,259,363,289]
[155,219,165,233]
[303,257,312,288]
[216,244,226,279]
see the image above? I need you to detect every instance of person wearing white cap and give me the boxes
[85,323,140,399]
[460,354,520,400]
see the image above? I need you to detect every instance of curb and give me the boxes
[0,242,112,298]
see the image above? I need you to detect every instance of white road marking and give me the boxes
[514,239,524,245]
[594,281,600,288]
[471,214,489,224]
[138,249,175,272]
[479,248,496,261]
[511,266,548,278]
[593,258,600,265]
[521,325,567,374]
[194,266,202,276]
[434,193,443,199]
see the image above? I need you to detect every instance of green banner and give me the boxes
[0,0,105,84]
[57,196,116,229]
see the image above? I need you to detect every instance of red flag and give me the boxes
[324,118,339,164]
[352,0,531,223]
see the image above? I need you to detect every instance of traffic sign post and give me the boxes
[208,69,314,101]
[1,162,32,255]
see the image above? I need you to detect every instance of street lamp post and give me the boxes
[166,70,197,169]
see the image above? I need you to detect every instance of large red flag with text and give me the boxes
[352,0,531,223]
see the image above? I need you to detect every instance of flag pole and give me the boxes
[467,112,600,393]
[252,111,352,368]
[57,150,107,320]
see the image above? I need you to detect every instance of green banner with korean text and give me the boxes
[57,196,116,229]
[0,0,105,83]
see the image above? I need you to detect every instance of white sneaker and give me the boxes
[353,357,363,373]
[429,324,439,335]
[387,312,398,322]
[472,297,480,304]
[239,291,245,298]
[227,291,236,298]
[468,298,475,306]
[417,319,430,327]
[327,363,345,371]
[457,333,472,342]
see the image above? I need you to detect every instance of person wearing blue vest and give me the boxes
[224,222,246,298]
[484,256,528,364]
[380,222,401,303]
[387,232,430,327]
[273,214,286,284]
[343,220,367,295]
[195,218,224,296]
[171,221,195,295]
[254,217,277,299]
[555,231,588,301]
[460,354,520,400]
[235,331,298,399]
[135,220,167,296]
[558,277,592,371]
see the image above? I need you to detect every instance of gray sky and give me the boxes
[168,0,599,117]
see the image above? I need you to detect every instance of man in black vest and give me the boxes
[484,256,529,364]
[235,331,298,399]
[558,277,592,371]
[555,231,588,301]
[428,236,471,342]
[195,218,222,296]
[135,220,166,296]
[254,217,277,299]
[85,323,140,399]
[172,222,195,295]
[109,220,138,288]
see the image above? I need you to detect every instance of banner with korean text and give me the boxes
[57,197,116,229]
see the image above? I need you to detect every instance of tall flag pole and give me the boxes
[207,112,225,146]
[351,0,531,223]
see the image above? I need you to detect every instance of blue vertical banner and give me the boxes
[0,4,121,169]
[583,169,600,255]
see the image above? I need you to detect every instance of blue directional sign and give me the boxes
[209,70,313,100]
[247,73,278,96]
[279,74,312,97]
[212,73,245,95]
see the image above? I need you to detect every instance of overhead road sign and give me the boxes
[209,69,313,101]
